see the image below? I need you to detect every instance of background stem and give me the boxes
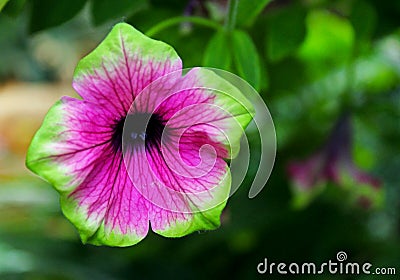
[224,0,239,32]
[145,16,221,37]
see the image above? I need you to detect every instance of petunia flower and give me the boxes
[26,23,254,246]
[287,113,383,209]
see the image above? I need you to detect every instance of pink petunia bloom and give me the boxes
[287,113,383,209]
[26,23,254,246]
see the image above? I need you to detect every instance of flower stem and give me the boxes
[145,16,221,37]
[224,0,239,32]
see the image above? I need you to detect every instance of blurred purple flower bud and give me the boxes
[287,113,383,208]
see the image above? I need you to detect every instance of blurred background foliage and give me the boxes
[0,0,399,279]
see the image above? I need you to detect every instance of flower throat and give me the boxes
[111,112,165,152]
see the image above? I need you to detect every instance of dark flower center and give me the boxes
[111,112,165,152]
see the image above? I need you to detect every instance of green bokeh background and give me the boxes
[0,0,399,279]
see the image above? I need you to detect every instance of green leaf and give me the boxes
[1,0,26,16]
[232,30,261,91]
[350,0,376,41]
[298,10,354,62]
[90,0,148,26]
[266,4,307,62]
[366,0,400,37]
[297,10,355,79]
[29,0,87,33]
[259,57,269,91]
[0,0,10,12]
[203,31,231,70]
[236,0,272,27]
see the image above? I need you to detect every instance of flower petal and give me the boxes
[131,68,255,158]
[26,96,115,192]
[287,153,328,208]
[72,23,182,116]
[336,163,384,208]
[123,132,231,237]
[26,96,149,246]
[287,153,327,190]
[65,150,149,246]
[179,68,255,159]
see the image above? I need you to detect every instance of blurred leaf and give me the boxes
[266,4,307,62]
[90,0,148,26]
[0,243,34,273]
[297,10,354,79]
[259,57,269,91]
[202,30,231,70]
[150,0,186,10]
[298,10,354,62]
[354,54,399,93]
[353,117,378,170]
[232,30,261,90]
[128,6,178,32]
[365,0,400,37]
[350,0,377,41]
[1,0,26,17]
[29,0,87,33]
[236,0,272,27]
[0,0,9,12]
[142,19,213,67]
[292,183,325,209]
[272,34,400,148]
